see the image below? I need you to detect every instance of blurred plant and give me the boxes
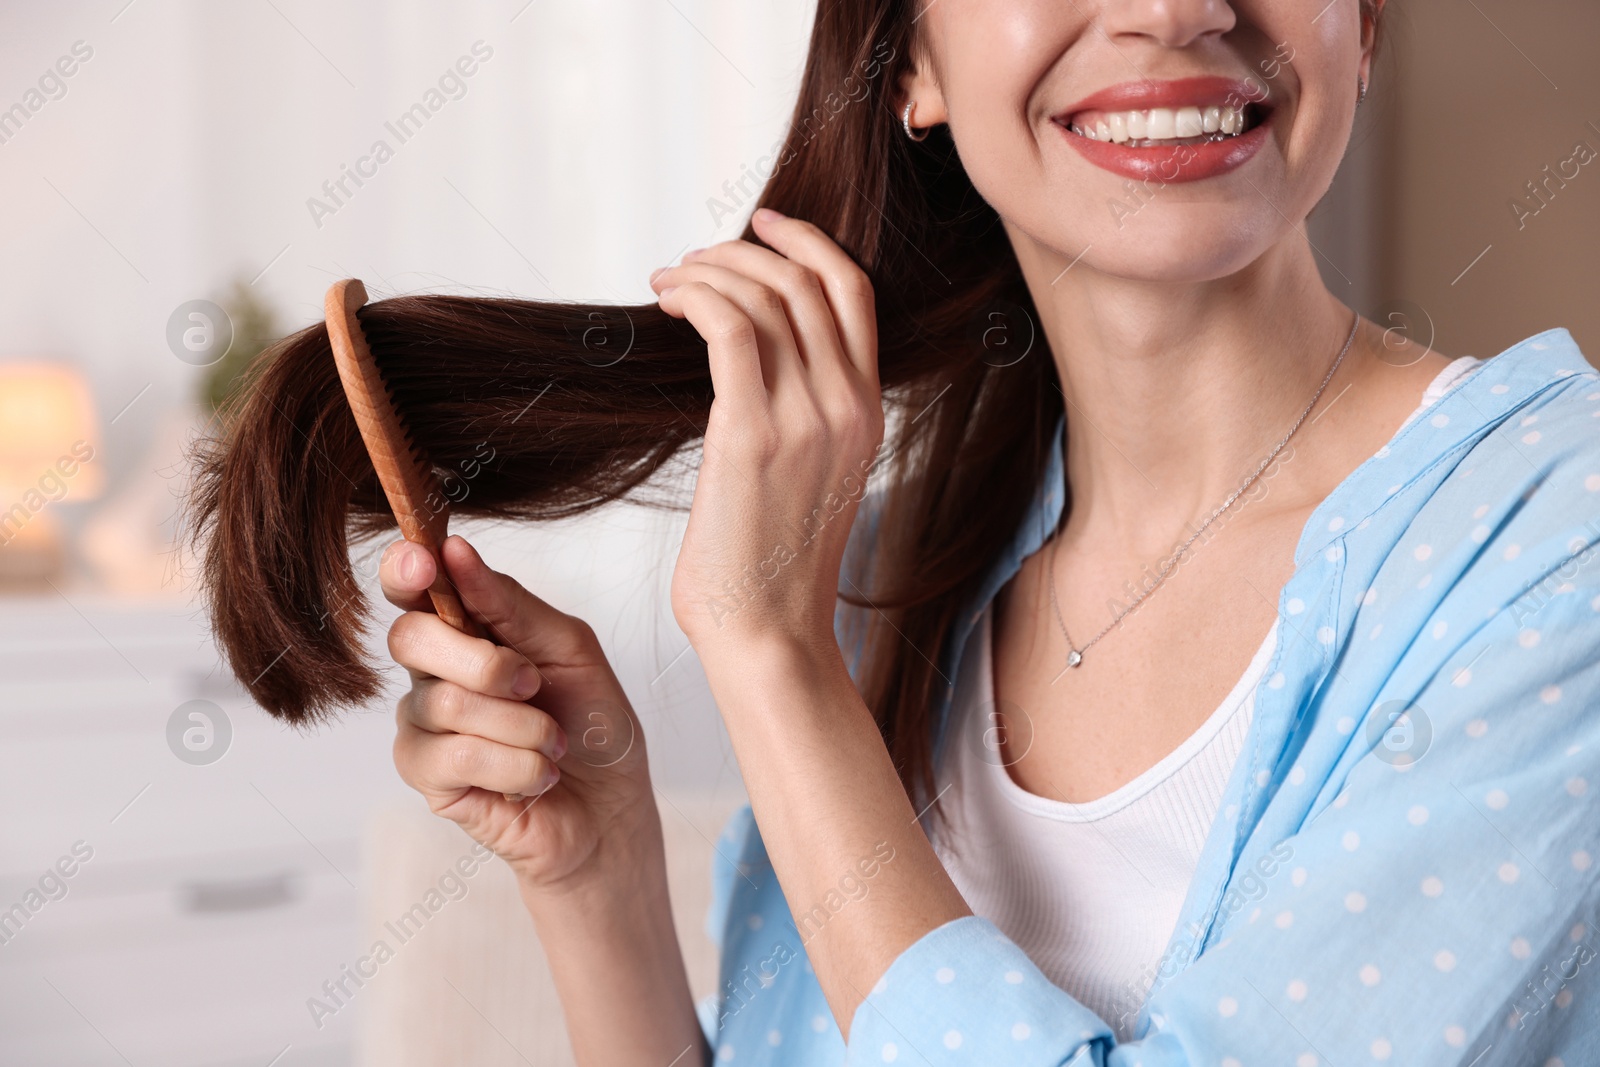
[200,278,281,413]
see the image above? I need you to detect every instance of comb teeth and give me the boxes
[325,278,483,639]
[326,279,448,548]
[375,372,431,470]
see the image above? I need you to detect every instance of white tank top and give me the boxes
[933,607,1278,1039]
[930,355,1484,1040]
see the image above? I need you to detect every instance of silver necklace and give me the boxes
[1048,310,1360,675]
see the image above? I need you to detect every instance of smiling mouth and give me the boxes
[1061,102,1266,148]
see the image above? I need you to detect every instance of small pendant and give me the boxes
[1066,649,1083,669]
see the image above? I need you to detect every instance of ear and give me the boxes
[1358,0,1386,87]
[896,37,948,132]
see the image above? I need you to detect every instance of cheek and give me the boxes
[1246,3,1359,143]
[1266,21,1362,206]
[933,7,1072,228]
[933,0,1068,131]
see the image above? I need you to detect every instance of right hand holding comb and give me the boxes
[381,534,658,891]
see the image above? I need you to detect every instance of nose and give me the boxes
[1100,0,1236,50]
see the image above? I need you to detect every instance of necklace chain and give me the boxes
[1048,310,1361,673]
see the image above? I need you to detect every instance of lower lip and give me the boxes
[1056,112,1272,183]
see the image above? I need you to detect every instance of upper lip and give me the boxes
[1054,75,1268,123]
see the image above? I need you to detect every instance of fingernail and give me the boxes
[512,664,540,699]
[541,763,561,792]
[552,729,568,760]
[682,247,704,259]
[658,286,677,299]
[398,547,416,583]
[753,207,783,222]
[649,267,665,283]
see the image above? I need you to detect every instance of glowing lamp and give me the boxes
[0,362,103,585]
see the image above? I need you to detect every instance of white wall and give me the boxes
[0,5,815,1063]
[0,0,814,485]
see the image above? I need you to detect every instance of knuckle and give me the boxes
[712,315,757,349]
[395,688,415,724]
[467,644,507,690]
[782,262,819,293]
[473,578,519,628]
[845,394,883,435]
[563,614,600,650]
[391,725,418,782]
[748,283,784,317]
[820,399,862,440]
[806,421,835,451]
[790,408,829,445]
[839,267,875,305]
[735,421,783,463]
[446,735,485,779]
[524,752,555,792]
[433,681,470,727]
[533,712,562,752]
[386,613,422,662]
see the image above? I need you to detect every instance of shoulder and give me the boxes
[1349,329,1600,682]
[1438,331,1598,557]
[1317,329,1599,704]
[1368,330,1598,582]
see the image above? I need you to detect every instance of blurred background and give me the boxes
[0,0,1595,1064]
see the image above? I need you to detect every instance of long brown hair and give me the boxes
[189,0,1383,810]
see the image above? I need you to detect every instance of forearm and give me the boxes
[520,810,707,1067]
[699,636,971,1037]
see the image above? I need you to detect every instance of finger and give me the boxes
[379,539,438,613]
[395,719,561,798]
[400,680,568,759]
[436,536,615,674]
[750,208,879,384]
[677,241,848,376]
[673,244,876,451]
[654,281,771,416]
[388,609,543,700]
[652,261,807,403]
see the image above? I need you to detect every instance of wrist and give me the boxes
[514,780,665,902]
[696,627,850,695]
[513,791,706,1065]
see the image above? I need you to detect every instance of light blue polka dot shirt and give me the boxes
[698,329,1600,1065]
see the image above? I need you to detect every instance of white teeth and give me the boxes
[1069,104,1250,144]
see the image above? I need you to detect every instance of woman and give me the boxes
[367,0,1600,1063]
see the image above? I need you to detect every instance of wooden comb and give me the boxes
[327,280,534,802]
[325,278,485,640]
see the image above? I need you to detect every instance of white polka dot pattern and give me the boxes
[698,335,1600,1065]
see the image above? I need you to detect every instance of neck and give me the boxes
[1010,228,1366,559]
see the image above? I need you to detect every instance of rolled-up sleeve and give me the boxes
[846,916,1111,1065]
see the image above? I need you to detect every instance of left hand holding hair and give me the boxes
[651,207,885,662]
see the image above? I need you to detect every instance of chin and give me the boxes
[1005,190,1290,287]
[1087,205,1286,283]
